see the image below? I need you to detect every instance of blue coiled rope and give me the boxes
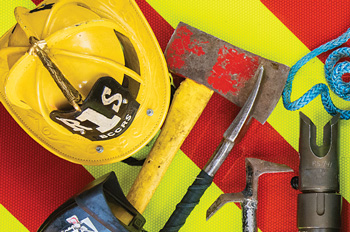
[282,27,350,119]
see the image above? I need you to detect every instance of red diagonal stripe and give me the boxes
[1,1,347,232]
[261,0,350,62]
[181,93,300,231]
[135,0,175,52]
[0,103,95,231]
[0,0,174,231]
[342,200,350,230]
[261,1,350,230]
[0,1,94,231]
[261,0,350,82]
[31,0,42,5]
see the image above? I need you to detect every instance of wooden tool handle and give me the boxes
[127,78,213,214]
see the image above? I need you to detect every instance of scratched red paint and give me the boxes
[166,25,208,69]
[207,46,259,95]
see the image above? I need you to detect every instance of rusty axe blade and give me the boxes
[161,65,264,232]
[165,22,290,124]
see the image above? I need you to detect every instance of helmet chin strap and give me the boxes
[29,36,83,111]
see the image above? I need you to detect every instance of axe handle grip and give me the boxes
[126,78,213,214]
[160,170,213,232]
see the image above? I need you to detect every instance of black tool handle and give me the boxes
[160,170,213,232]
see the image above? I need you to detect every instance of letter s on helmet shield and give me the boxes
[0,0,171,165]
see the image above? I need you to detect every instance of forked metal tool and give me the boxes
[296,112,341,231]
[206,158,293,232]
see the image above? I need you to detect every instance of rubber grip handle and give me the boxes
[125,78,213,214]
[160,170,214,232]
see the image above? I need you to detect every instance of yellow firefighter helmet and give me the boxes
[0,0,171,165]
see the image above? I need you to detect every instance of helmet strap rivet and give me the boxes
[96,146,104,153]
[147,109,154,116]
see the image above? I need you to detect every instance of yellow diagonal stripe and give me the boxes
[0,1,348,232]
[0,0,35,35]
[85,132,247,231]
[147,0,350,201]
[86,150,246,231]
[0,204,29,232]
[0,0,35,231]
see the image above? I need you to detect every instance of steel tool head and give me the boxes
[244,158,293,198]
[203,66,264,177]
[165,22,290,124]
[299,112,340,193]
[297,112,341,231]
[206,158,293,220]
[223,66,264,144]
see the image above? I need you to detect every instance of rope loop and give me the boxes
[282,28,350,119]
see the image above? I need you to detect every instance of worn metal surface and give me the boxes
[165,22,290,124]
[159,67,262,231]
[299,112,340,192]
[203,66,264,177]
[207,158,293,232]
[297,112,341,231]
[29,36,82,111]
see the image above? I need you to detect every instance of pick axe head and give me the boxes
[206,158,293,220]
[165,22,290,124]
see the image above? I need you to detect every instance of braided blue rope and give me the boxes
[282,27,350,119]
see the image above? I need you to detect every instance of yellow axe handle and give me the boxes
[127,78,214,214]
